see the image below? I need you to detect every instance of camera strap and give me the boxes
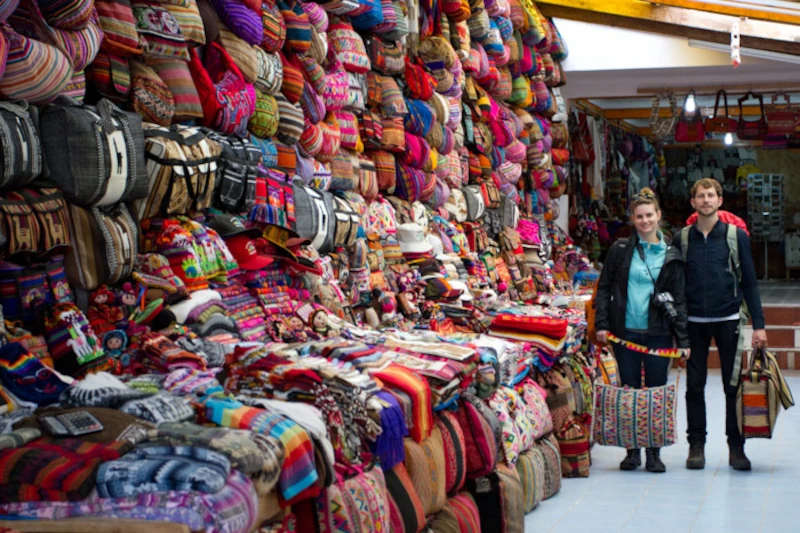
[636,243,657,289]
[606,333,688,359]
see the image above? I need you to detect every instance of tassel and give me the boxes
[371,396,408,470]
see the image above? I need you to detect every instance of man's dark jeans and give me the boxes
[686,320,744,446]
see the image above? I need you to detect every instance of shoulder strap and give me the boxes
[680,227,690,260]
[726,223,741,285]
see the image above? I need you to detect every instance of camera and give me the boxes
[653,292,678,324]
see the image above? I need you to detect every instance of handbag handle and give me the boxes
[712,89,730,119]
[680,90,700,123]
[771,92,791,106]
[738,91,766,120]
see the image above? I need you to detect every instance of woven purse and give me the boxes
[648,93,678,141]
[592,369,680,449]
[736,348,794,439]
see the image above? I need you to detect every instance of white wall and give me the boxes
[556,19,774,72]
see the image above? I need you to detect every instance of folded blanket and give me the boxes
[0,470,259,533]
[120,393,196,424]
[96,445,231,498]
[0,439,132,503]
[144,423,284,495]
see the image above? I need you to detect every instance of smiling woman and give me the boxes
[593,186,691,474]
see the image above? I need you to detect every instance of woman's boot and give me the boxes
[620,449,641,470]
[646,448,666,473]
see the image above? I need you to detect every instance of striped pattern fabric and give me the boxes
[260,0,286,52]
[537,433,562,499]
[299,116,322,156]
[516,446,546,513]
[217,26,257,83]
[0,439,132,503]
[335,110,361,151]
[279,0,311,53]
[87,53,128,104]
[372,363,433,443]
[558,419,590,478]
[380,75,407,116]
[38,0,94,30]
[384,463,425,533]
[279,51,304,103]
[165,0,206,45]
[449,492,481,533]
[202,397,319,505]
[0,0,18,22]
[436,411,466,494]
[211,0,262,45]
[274,140,296,177]
[497,464,525,533]
[149,58,204,120]
[0,30,73,104]
[738,377,774,438]
[275,93,304,145]
[95,0,142,54]
[255,48,283,95]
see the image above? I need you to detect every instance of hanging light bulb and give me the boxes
[684,93,697,114]
[724,132,734,146]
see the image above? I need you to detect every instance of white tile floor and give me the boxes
[525,370,800,533]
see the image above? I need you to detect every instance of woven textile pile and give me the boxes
[0,0,604,529]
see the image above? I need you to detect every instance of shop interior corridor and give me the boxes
[525,370,800,533]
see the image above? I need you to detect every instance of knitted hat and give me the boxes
[0,342,73,404]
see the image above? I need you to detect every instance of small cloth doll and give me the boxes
[104,329,130,372]
[88,285,125,334]
[117,282,139,319]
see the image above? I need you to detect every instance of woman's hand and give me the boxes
[596,330,609,345]
[681,348,691,360]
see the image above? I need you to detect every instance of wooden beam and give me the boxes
[537,0,800,55]
[637,82,800,96]
[604,105,765,119]
[649,0,800,26]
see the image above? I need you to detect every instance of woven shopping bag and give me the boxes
[592,371,679,449]
[736,348,794,439]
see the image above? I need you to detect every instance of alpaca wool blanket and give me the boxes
[144,422,284,495]
[0,439,132,503]
[96,445,232,498]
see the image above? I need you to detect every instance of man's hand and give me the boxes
[596,330,609,345]
[752,329,768,349]
[681,348,691,361]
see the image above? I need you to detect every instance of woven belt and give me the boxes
[607,334,688,359]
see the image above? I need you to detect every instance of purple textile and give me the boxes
[0,470,259,533]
